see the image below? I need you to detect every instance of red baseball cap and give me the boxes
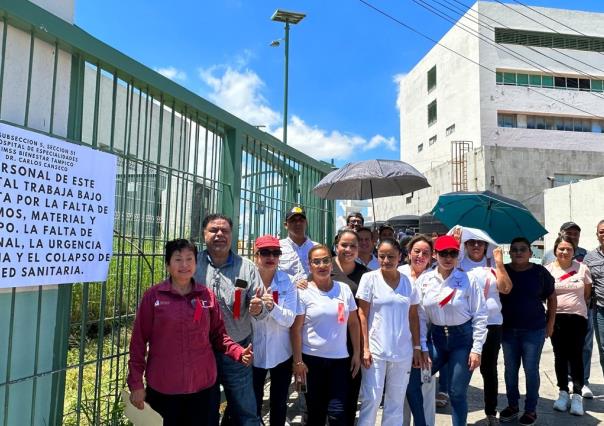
[434,235,460,252]
[255,235,281,250]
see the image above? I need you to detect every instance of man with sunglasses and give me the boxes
[280,206,317,283]
[194,213,264,426]
[346,212,365,231]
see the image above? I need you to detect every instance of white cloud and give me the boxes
[155,66,187,82]
[198,64,398,161]
[394,73,407,111]
[199,65,280,128]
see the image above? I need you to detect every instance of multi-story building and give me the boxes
[376,1,604,226]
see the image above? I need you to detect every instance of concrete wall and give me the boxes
[399,3,481,170]
[31,0,74,23]
[543,177,604,252]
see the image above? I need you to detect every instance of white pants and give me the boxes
[358,357,412,426]
[402,378,436,426]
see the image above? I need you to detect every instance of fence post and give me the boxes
[221,128,243,250]
[48,52,85,425]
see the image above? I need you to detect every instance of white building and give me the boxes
[543,177,604,252]
[375,1,604,229]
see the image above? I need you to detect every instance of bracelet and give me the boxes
[413,345,422,350]
[294,361,305,366]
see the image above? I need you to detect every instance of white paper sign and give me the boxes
[0,122,117,288]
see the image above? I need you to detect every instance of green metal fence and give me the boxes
[0,1,335,425]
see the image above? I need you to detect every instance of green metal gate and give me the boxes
[0,1,335,425]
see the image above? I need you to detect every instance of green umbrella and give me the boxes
[431,190,548,243]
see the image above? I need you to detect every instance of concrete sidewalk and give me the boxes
[276,339,604,425]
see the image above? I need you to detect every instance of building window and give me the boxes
[495,28,604,53]
[406,195,413,204]
[427,100,437,126]
[496,70,604,93]
[417,143,424,152]
[427,66,437,92]
[429,135,437,145]
[552,174,597,187]
[498,112,604,133]
[446,124,455,135]
[497,113,516,128]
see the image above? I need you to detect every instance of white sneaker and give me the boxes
[582,384,594,399]
[570,393,584,416]
[553,390,570,412]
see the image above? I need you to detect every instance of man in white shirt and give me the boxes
[279,206,316,282]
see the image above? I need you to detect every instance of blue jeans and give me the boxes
[501,328,545,413]
[583,305,595,384]
[430,321,474,426]
[210,337,260,426]
[405,367,427,426]
[594,306,604,377]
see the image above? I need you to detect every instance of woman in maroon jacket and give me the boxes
[127,239,253,425]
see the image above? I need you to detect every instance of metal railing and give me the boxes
[0,1,335,425]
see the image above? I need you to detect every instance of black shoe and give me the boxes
[518,411,537,425]
[499,406,519,423]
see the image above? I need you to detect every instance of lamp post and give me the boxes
[271,9,305,145]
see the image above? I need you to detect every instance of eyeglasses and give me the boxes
[509,246,528,253]
[466,239,486,247]
[310,257,331,266]
[257,249,282,257]
[437,250,459,258]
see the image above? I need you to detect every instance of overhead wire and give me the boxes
[447,0,604,74]
[358,0,604,119]
[412,0,604,102]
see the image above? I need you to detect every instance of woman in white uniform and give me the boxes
[416,235,488,426]
[357,238,423,425]
[291,245,361,425]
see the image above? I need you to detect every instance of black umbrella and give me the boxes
[313,159,430,222]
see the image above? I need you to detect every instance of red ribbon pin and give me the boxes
[439,288,457,308]
[558,270,577,282]
[193,297,202,322]
[337,302,345,324]
[272,290,279,304]
[233,288,242,320]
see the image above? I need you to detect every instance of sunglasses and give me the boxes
[257,249,282,257]
[509,247,528,253]
[466,239,486,246]
[310,257,332,266]
[437,250,459,258]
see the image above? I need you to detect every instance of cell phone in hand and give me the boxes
[296,378,307,393]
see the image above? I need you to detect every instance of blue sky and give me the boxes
[75,0,602,167]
